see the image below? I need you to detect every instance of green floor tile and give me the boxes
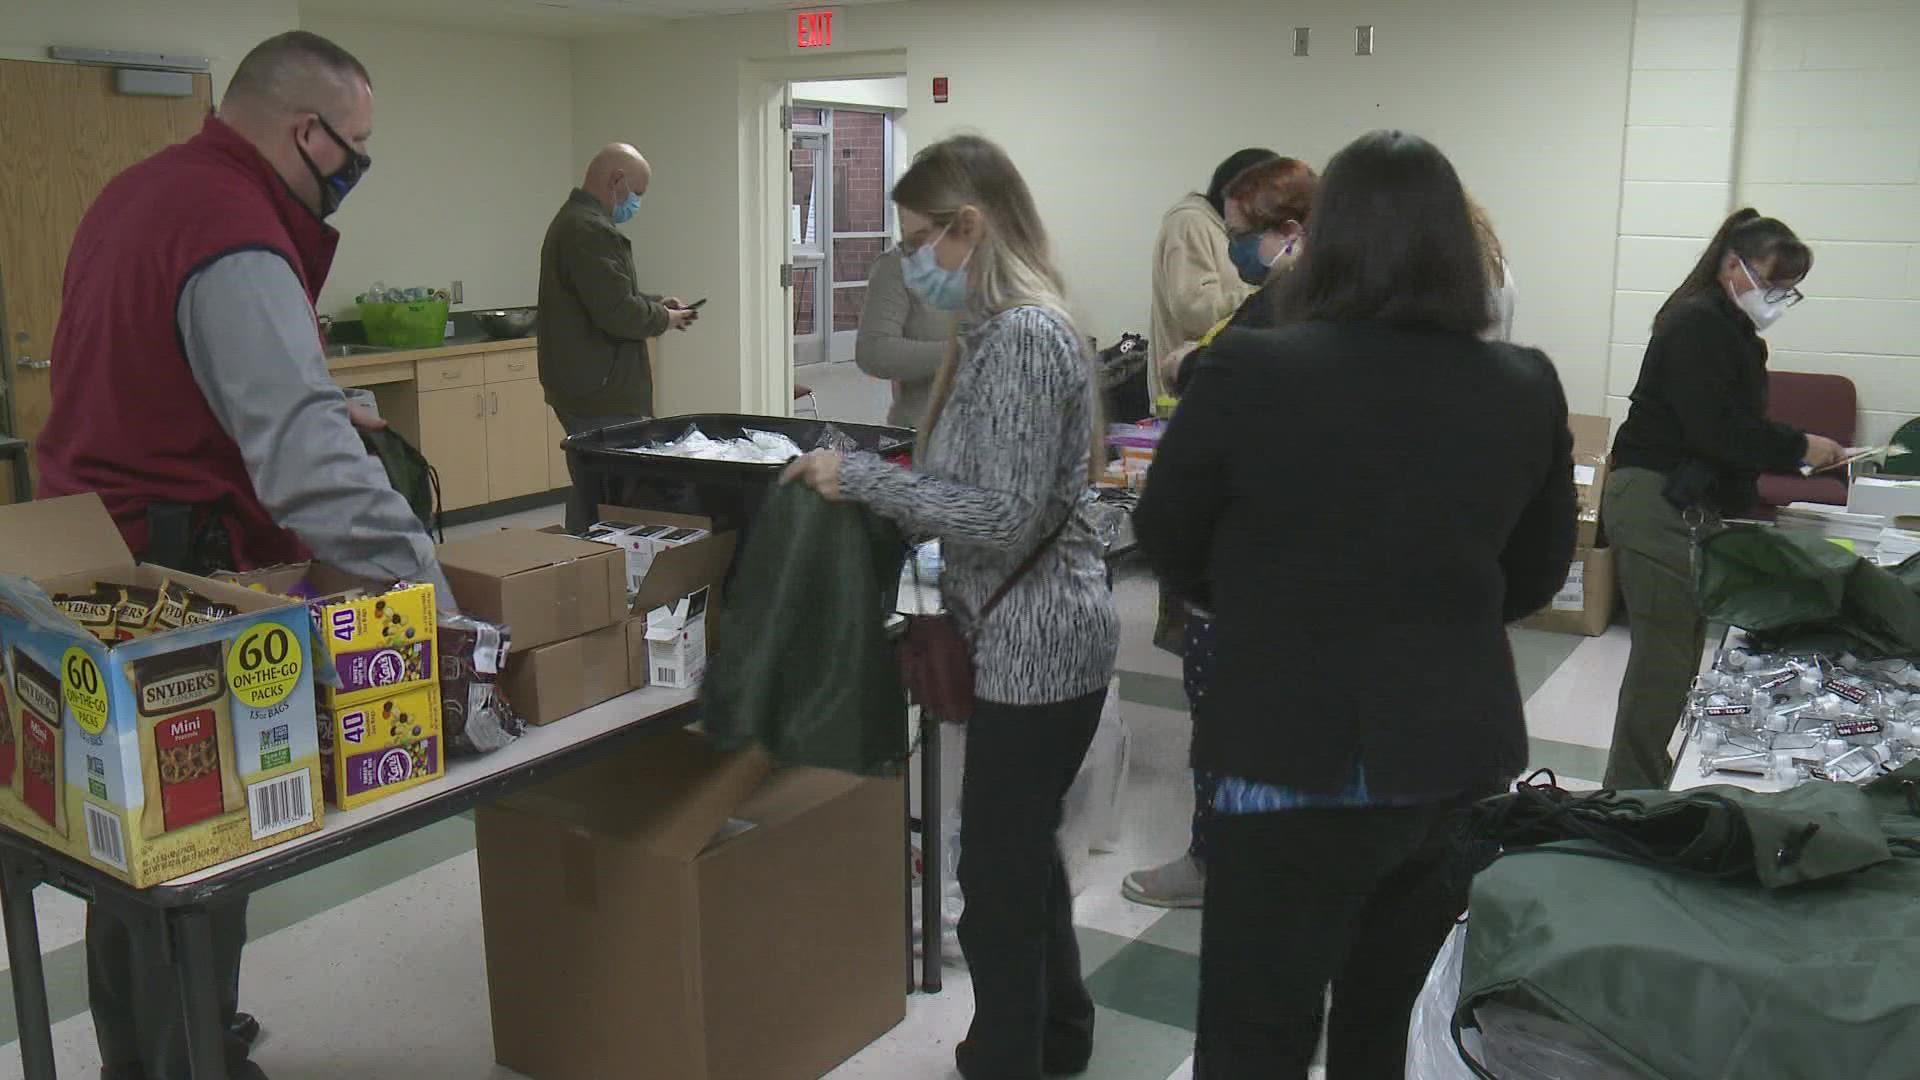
[1076,924,1135,975]
[1086,939,1201,1033]
[1137,908,1202,957]
[1508,628,1586,701]
[1117,669,1188,713]
[1083,1004,1195,1078]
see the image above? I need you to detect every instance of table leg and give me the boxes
[919,710,943,994]
[903,752,915,994]
[170,907,229,1080]
[0,854,56,1080]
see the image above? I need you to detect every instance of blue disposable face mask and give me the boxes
[902,226,971,311]
[1228,231,1295,286]
[612,191,642,225]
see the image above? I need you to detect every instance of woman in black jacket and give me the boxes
[1136,130,1576,1078]
[1603,210,1844,790]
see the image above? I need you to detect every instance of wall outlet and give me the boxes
[451,280,464,304]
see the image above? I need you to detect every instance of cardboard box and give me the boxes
[436,530,626,651]
[317,682,444,810]
[1521,547,1616,637]
[500,621,632,726]
[644,587,709,691]
[0,495,323,886]
[476,731,905,1080]
[1568,414,1612,550]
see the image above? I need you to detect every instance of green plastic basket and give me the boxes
[359,298,450,348]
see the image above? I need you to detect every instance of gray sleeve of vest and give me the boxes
[178,251,457,612]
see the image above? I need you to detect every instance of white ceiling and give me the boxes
[299,0,904,36]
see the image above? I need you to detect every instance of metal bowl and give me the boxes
[477,308,538,339]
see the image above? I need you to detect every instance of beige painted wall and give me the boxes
[301,16,575,317]
[794,76,908,110]
[574,0,1636,418]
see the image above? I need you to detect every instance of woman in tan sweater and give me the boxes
[1148,148,1279,405]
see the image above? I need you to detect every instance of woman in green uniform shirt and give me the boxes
[1603,209,1846,790]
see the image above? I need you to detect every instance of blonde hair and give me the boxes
[894,135,1103,478]
[1466,193,1506,286]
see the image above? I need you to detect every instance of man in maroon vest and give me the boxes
[38,31,453,1080]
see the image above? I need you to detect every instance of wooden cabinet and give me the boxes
[341,339,593,513]
[487,380,552,501]
[417,387,489,511]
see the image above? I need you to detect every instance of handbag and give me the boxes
[897,512,1073,723]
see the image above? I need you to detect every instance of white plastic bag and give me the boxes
[1407,922,1482,1080]
[1060,677,1130,882]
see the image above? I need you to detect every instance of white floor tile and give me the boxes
[1523,627,1631,750]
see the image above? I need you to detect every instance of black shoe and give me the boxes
[101,1067,145,1080]
[229,1013,262,1047]
[1042,1027,1094,1076]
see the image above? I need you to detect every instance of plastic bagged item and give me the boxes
[1059,677,1131,883]
[630,425,806,465]
[439,614,522,756]
[1407,923,1483,1080]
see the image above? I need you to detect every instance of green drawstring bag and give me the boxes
[1696,523,1920,656]
[360,427,442,540]
[702,482,908,776]
[1456,771,1920,1079]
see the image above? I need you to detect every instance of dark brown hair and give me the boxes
[1270,130,1492,335]
[1654,208,1811,332]
[1224,158,1318,233]
[1205,148,1280,215]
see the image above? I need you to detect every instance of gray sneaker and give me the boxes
[1121,854,1206,908]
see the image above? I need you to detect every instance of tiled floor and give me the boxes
[0,501,1635,1079]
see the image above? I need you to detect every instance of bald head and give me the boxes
[583,144,650,215]
[218,31,374,219]
[221,31,370,125]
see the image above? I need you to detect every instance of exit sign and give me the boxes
[795,10,834,49]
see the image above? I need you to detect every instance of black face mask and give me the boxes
[298,114,371,219]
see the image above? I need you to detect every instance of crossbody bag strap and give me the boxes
[977,507,1074,621]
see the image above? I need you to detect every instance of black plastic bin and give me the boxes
[562,413,915,536]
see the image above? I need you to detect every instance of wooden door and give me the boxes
[0,60,211,502]
[487,379,554,502]
[547,409,570,492]
[417,388,489,511]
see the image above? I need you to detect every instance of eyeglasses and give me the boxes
[1742,259,1805,307]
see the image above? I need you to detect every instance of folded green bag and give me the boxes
[1458,768,1920,1079]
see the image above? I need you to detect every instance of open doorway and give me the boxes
[782,76,907,425]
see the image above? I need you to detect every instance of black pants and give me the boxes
[955,690,1104,1080]
[1196,801,1473,1080]
[554,408,646,534]
[88,901,253,1079]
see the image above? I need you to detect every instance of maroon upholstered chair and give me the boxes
[1751,370,1856,516]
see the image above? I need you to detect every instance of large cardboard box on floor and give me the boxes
[477,730,905,1080]
[0,495,322,886]
[435,530,626,651]
[1568,413,1611,550]
[1521,547,1616,637]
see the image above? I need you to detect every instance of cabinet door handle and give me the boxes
[442,369,460,380]
[490,392,499,415]
[474,392,485,419]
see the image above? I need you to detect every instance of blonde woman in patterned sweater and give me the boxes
[784,134,1119,1080]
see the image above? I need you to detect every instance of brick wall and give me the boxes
[832,109,888,234]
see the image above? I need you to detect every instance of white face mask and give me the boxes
[1733,259,1791,332]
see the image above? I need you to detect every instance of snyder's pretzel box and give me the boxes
[0,495,323,887]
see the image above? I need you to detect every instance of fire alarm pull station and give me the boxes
[933,76,950,103]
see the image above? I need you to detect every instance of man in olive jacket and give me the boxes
[539,143,697,528]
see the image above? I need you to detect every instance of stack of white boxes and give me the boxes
[582,520,713,690]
